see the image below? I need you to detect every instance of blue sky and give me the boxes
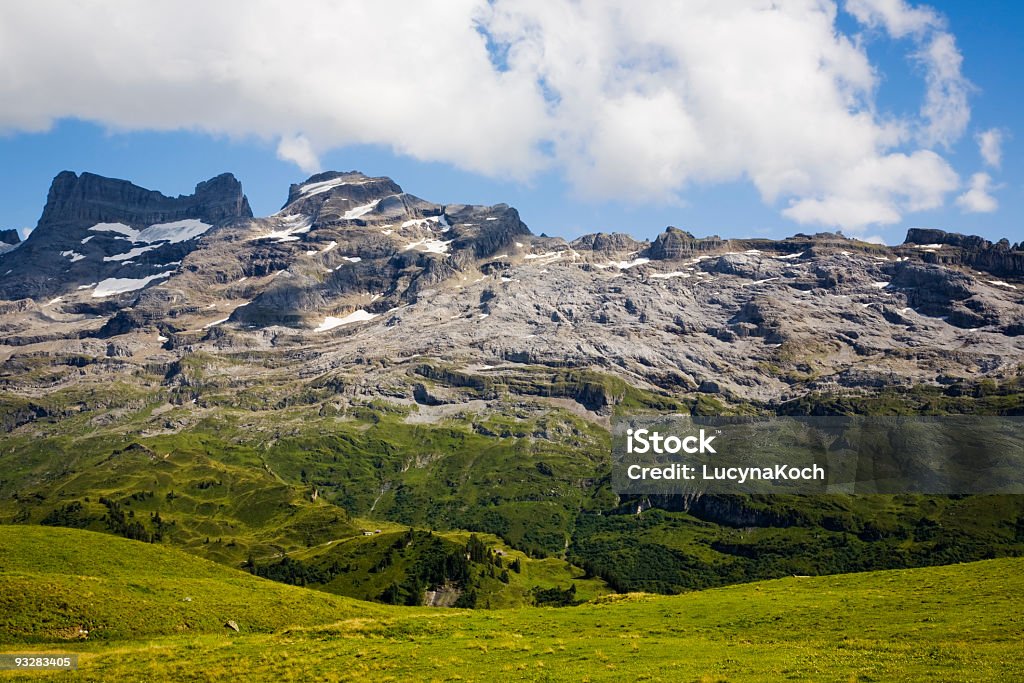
[0,1,1020,246]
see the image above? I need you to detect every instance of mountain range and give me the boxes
[1,170,1023,599]
[3,169,1022,400]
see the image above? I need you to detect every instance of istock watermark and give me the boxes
[612,415,1024,495]
[625,427,718,454]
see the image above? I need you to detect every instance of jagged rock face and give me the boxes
[649,227,729,260]
[906,228,990,250]
[37,171,251,228]
[890,264,1003,329]
[225,173,533,326]
[647,227,720,259]
[445,204,531,262]
[903,227,1024,278]
[0,171,252,300]
[570,232,646,260]
[0,169,1022,409]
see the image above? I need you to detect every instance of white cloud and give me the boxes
[845,0,941,37]
[0,0,982,231]
[955,172,998,213]
[276,134,320,174]
[916,32,971,147]
[782,150,958,228]
[977,128,1003,168]
[847,0,971,147]
[0,1,550,179]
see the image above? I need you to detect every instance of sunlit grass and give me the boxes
[1,526,1022,681]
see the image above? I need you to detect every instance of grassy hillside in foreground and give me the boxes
[1,526,1023,681]
[0,526,384,643]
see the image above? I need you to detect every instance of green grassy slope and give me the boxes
[0,427,357,565]
[1,526,1022,681]
[0,526,383,643]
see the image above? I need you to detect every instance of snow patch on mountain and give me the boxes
[314,309,377,332]
[202,317,230,329]
[404,238,453,254]
[596,257,650,270]
[989,280,1018,290]
[343,199,382,220]
[525,251,560,260]
[92,271,175,297]
[103,244,159,262]
[89,222,137,239]
[135,219,212,244]
[249,214,312,243]
[401,216,442,229]
[297,176,362,198]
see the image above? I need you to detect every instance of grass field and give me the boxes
[1,526,1022,681]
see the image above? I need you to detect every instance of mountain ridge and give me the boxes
[0,171,252,300]
[1,168,1022,406]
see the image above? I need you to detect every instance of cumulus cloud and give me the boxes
[977,128,1003,168]
[0,0,981,231]
[781,150,958,227]
[955,172,998,213]
[276,134,320,174]
[0,1,550,178]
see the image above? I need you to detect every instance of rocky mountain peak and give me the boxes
[37,171,251,233]
[281,171,405,214]
[0,171,253,300]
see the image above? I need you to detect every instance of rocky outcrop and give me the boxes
[37,171,251,230]
[571,232,645,256]
[709,254,783,280]
[447,204,532,262]
[648,227,729,260]
[888,263,1005,328]
[903,228,1024,278]
[0,171,253,300]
